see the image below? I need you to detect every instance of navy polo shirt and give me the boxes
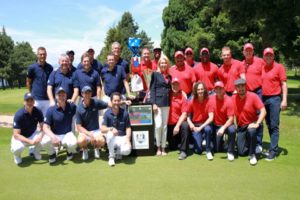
[101,65,126,96]
[116,58,130,74]
[27,62,53,100]
[70,65,77,74]
[47,69,75,99]
[76,99,108,131]
[44,102,76,135]
[102,108,131,136]
[73,68,101,97]
[77,59,103,75]
[13,107,44,138]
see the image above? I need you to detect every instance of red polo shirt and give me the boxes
[210,94,234,126]
[169,64,196,95]
[262,61,287,96]
[242,56,264,91]
[168,91,188,125]
[218,59,245,93]
[232,91,264,127]
[139,60,156,91]
[187,97,213,123]
[151,59,159,71]
[193,62,219,91]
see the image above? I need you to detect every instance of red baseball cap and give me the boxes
[243,43,254,51]
[263,47,274,56]
[214,81,224,88]
[172,77,180,84]
[185,47,193,54]
[175,51,184,58]
[200,47,209,55]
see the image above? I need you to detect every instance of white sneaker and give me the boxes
[206,152,213,161]
[249,154,257,166]
[14,155,22,165]
[108,158,115,166]
[94,148,100,159]
[227,153,234,161]
[82,149,88,160]
[255,145,263,154]
[202,140,206,146]
[33,149,42,160]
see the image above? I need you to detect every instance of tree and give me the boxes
[98,12,153,63]
[0,27,14,89]
[161,0,300,66]
[9,42,36,88]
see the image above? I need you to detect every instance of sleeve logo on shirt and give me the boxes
[13,122,16,126]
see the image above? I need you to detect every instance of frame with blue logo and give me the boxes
[128,103,155,156]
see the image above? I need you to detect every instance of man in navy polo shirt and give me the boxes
[101,92,132,167]
[73,52,102,99]
[11,93,44,165]
[42,87,77,164]
[111,42,130,76]
[76,86,108,160]
[26,46,53,116]
[77,48,103,75]
[47,54,79,106]
[101,53,134,103]
[66,50,77,73]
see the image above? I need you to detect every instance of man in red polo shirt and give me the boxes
[151,45,162,70]
[186,82,214,160]
[211,81,236,161]
[139,47,156,91]
[193,48,219,94]
[242,43,265,154]
[169,50,196,97]
[218,46,246,96]
[232,79,266,166]
[167,78,190,160]
[262,47,287,161]
[184,47,198,68]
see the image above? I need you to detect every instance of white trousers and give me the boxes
[106,131,131,158]
[42,132,77,155]
[79,129,101,142]
[154,106,170,148]
[11,131,43,156]
[34,100,50,117]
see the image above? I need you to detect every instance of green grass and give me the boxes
[0,88,27,115]
[1,116,300,200]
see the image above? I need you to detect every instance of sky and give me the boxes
[0,0,168,67]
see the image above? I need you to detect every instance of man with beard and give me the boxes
[151,45,162,70]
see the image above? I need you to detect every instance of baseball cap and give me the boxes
[82,86,92,93]
[24,92,34,101]
[185,47,193,54]
[214,81,224,88]
[234,78,246,86]
[200,48,209,55]
[175,51,184,58]
[263,47,274,56]
[153,44,162,51]
[55,87,66,94]
[66,50,75,55]
[172,77,180,84]
[243,43,254,51]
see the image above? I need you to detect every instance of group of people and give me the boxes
[11,41,287,167]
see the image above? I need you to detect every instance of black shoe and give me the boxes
[265,151,276,161]
[49,153,56,164]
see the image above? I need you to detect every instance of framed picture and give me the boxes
[128,104,153,126]
[132,131,149,150]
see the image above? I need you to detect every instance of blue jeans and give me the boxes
[192,124,213,154]
[263,95,281,153]
[237,125,261,156]
[252,87,263,147]
[213,124,236,154]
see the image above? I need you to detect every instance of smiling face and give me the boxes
[107,54,116,68]
[221,49,232,65]
[236,84,246,97]
[159,58,169,73]
[243,48,254,60]
[59,56,70,73]
[263,53,274,66]
[82,56,91,71]
[37,49,47,64]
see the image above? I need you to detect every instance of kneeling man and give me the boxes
[11,93,44,165]
[76,86,108,160]
[101,92,132,167]
[43,87,77,164]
